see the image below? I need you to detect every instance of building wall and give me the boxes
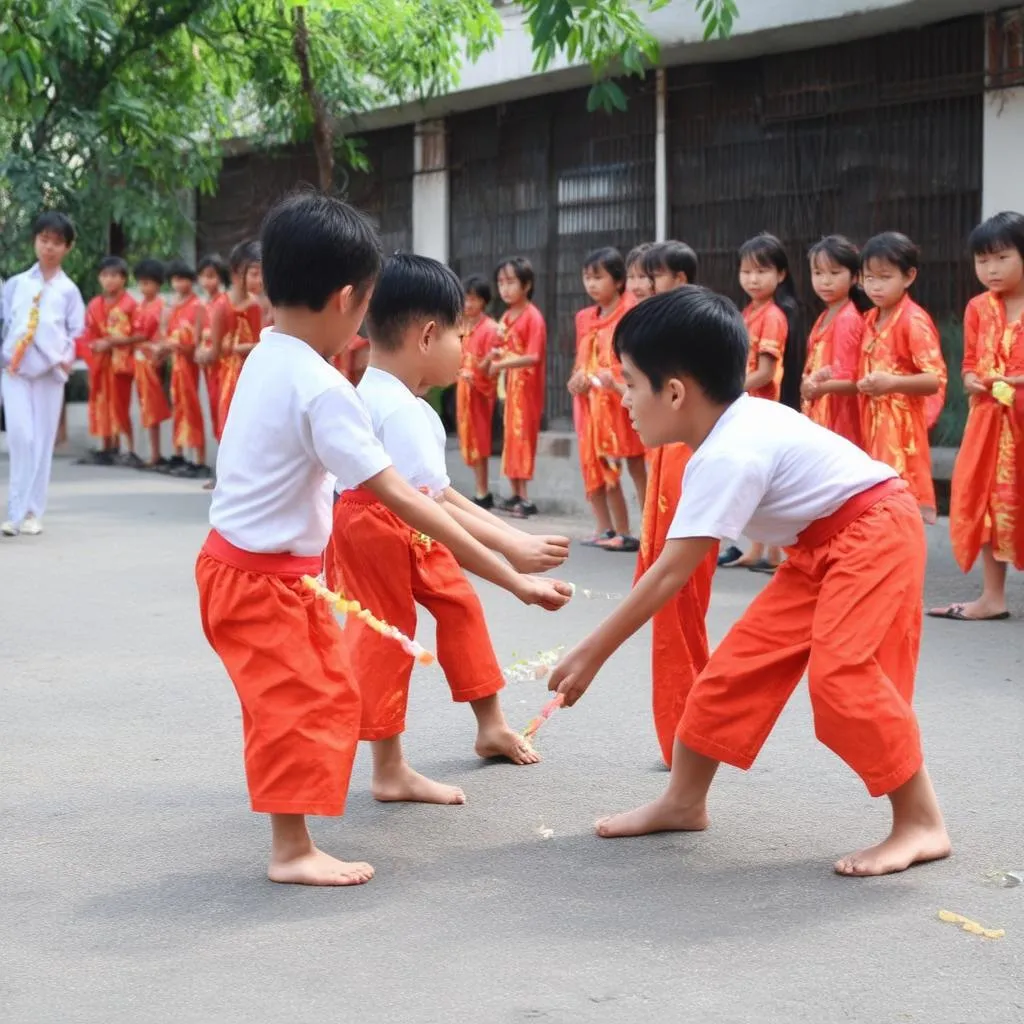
[983,87,1024,216]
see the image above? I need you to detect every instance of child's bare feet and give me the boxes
[475,724,541,765]
[834,823,951,877]
[372,762,466,804]
[268,847,375,887]
[595,794,709,838]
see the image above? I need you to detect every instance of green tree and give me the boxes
[0,0,738,279]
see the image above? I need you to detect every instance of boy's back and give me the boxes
[211,330,389,556]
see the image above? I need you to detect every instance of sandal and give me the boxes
[510,501,538,519]
[499,496,523,513]
[926,603,1010,622]
[580,530,616,548]
[597,534,640,552]
[748,559,779,575]
[717,545,745,568]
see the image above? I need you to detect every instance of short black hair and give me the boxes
[197,253,230,288]
[166,259,197,282]
[261,191,382,312]
[642,241,698,283]
[862,231,919,274]
[625,243,652,270]
[99,256,129,278]
[495,256,535,299]
[464,273,492,306]
[229,239,260,275]
[33,211,75,246]
[968,211,1024,259]
[134,258,165,285]
[367,253,464,351]
[614,285,747,404]
[583,247,626,289]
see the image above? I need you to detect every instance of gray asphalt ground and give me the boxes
[2,460,1022,1024]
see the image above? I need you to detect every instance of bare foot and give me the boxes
[475,724,541,765]
[595,794,709,838]
[267,847,375,887]
[372,762,466,805]
[927,599,1008,621]
[834,824,951,877]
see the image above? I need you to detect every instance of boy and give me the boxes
[197,192,570,886]
[632,244,718,768]
[161,260,209,478]
[130,259,172,468]
[1,212,85,536]
[547,286,950,877]
[327,254,571,804]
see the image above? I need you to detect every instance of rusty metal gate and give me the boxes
[666,16,984,322]
[449,83,656,425]
[196,126,413,259]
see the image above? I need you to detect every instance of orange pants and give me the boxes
[326,489,505,740]
[196,531,361,816]
[636,443,717,767]
[112,372,134,436]
[134,358,171,429]
[677,479,925,797]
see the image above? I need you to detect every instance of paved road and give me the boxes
[2,461,1022,1024]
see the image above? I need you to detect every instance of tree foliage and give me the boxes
[0,0,738,281]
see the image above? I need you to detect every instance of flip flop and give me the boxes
[748,559,779,575]
[580,530,616,548]
[926,603,1010,621]
[597,534,640,553]
[717,545,745,568]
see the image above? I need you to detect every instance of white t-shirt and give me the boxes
[1,264,85,380]
[210,331,392,555]
[668,396,896,547]
[350,366,450,498]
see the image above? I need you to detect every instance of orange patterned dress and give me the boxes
[744,301,788,402]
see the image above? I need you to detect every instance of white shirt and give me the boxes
[210,331,392,555]
[351,366,450,498]
[1,264,85,380]
[668,396,896,547]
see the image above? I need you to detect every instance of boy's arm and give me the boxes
[547,537,717,706]
[366,470,569,607]
[441,487,569,572]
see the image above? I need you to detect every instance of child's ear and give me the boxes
[419,320,436,351]
[905,267,918,287]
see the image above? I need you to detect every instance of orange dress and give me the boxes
[132,297,172,429]
[859,295,947,519]
[330,334,369,384]
[500,303,547,481]
[167,294,205,450]
[802,300,865,447]
[456,317,499,466]
[744,301,788,402]
[199,292,229,436]
[216,300,263,439]
[76,293,137,439]
[949,292,1024,572]
[634,443,718,767]
[574,296,644,497]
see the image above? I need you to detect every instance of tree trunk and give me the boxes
[291,5,334,191]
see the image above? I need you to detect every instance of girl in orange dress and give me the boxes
[490,257,547,517]
[720,233,803,572]
[455,275,499,507]
[568,247,641,550]
[625,244,655,301]
[195,253,230,444]
[130,259,172,469]
[929,211,1024,621]
[858,232,947,524]
[800,235,868,447]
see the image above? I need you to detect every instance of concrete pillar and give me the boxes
[982,88,1024,218]
[412,119,449,262]
[655,69,668,242]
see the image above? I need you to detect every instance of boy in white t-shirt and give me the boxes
[326,254,571,804]
[197,193,571,888]
[547,285,950,878]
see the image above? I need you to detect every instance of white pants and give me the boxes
[1,370,65,524]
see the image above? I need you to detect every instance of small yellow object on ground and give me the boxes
[937,909,1005,939]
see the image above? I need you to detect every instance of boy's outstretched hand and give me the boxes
[513,575,574,611]
[507,534,570,573]
[547,640,605,707]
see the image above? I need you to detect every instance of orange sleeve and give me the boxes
[526,305,547,361]
[907,309,947,385]
[831,307,865,381]
[573,309,592,373]
[245,303,263,342]
[757,304,788,360]
[75,300,103,359]
[961,298,981,378]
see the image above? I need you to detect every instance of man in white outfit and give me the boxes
[1,212,85,536]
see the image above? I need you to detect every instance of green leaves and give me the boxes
[699,0,739,41]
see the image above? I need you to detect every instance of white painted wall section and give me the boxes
[412,120,449,262]
[982,87,1024,218]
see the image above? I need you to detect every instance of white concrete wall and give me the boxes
[983,87,1024,218]
[411,120,449,262]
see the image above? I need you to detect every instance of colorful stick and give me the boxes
[301,575,435,665]
[522,694,564,741]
